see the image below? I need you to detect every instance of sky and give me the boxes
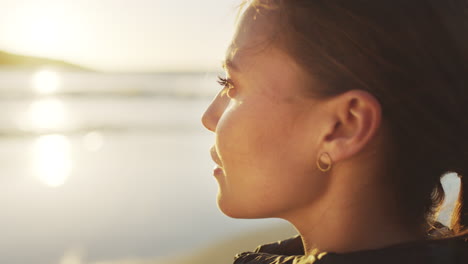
[0,0,240,72]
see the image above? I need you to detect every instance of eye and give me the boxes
[217,75,236,98]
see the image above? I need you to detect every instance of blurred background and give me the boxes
[0,0,460,264]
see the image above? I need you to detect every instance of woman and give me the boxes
[201,0,468,263]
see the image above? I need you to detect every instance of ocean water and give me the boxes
[0,70,288,264]
[0,70,460,264]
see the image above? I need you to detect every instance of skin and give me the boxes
[201,5,425,255]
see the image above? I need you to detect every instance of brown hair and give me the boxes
[241,0,468,236]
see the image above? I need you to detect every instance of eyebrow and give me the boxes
[221,58,240,72]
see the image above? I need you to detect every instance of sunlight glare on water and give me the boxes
[32,134,72,187]
[32,70,61,94]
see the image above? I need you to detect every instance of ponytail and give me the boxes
[449,117,468,235]
[451,173,468,235]
[460,175,468,232]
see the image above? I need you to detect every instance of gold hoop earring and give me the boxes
[317,152,333,172]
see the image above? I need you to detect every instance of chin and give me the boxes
[217,194,272,219]
[217,194,241,218]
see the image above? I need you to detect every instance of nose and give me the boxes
[201,104,216,132]
[201,92,230,132]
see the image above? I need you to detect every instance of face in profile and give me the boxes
[201,5,328,219]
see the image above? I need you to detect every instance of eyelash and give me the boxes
[217,75,235,97]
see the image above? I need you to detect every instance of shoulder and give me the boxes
[252,234,304,255]
[233,233,468,264]
[318,233,468,264]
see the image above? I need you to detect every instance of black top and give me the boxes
[233,232,468,264]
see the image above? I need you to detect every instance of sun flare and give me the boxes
[30,18,61,52]
[3,5,70,58]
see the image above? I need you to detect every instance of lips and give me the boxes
[210,146,223,167]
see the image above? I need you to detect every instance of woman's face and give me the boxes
[201,6,328,219]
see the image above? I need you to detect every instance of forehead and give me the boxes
[225,5,279,67]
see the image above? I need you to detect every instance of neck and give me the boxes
[282,172,426,255]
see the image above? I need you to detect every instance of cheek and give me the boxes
[215,105,257,175]
[215,99,287,170]
[217,98,318,180]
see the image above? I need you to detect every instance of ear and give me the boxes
[319,90,382,164]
